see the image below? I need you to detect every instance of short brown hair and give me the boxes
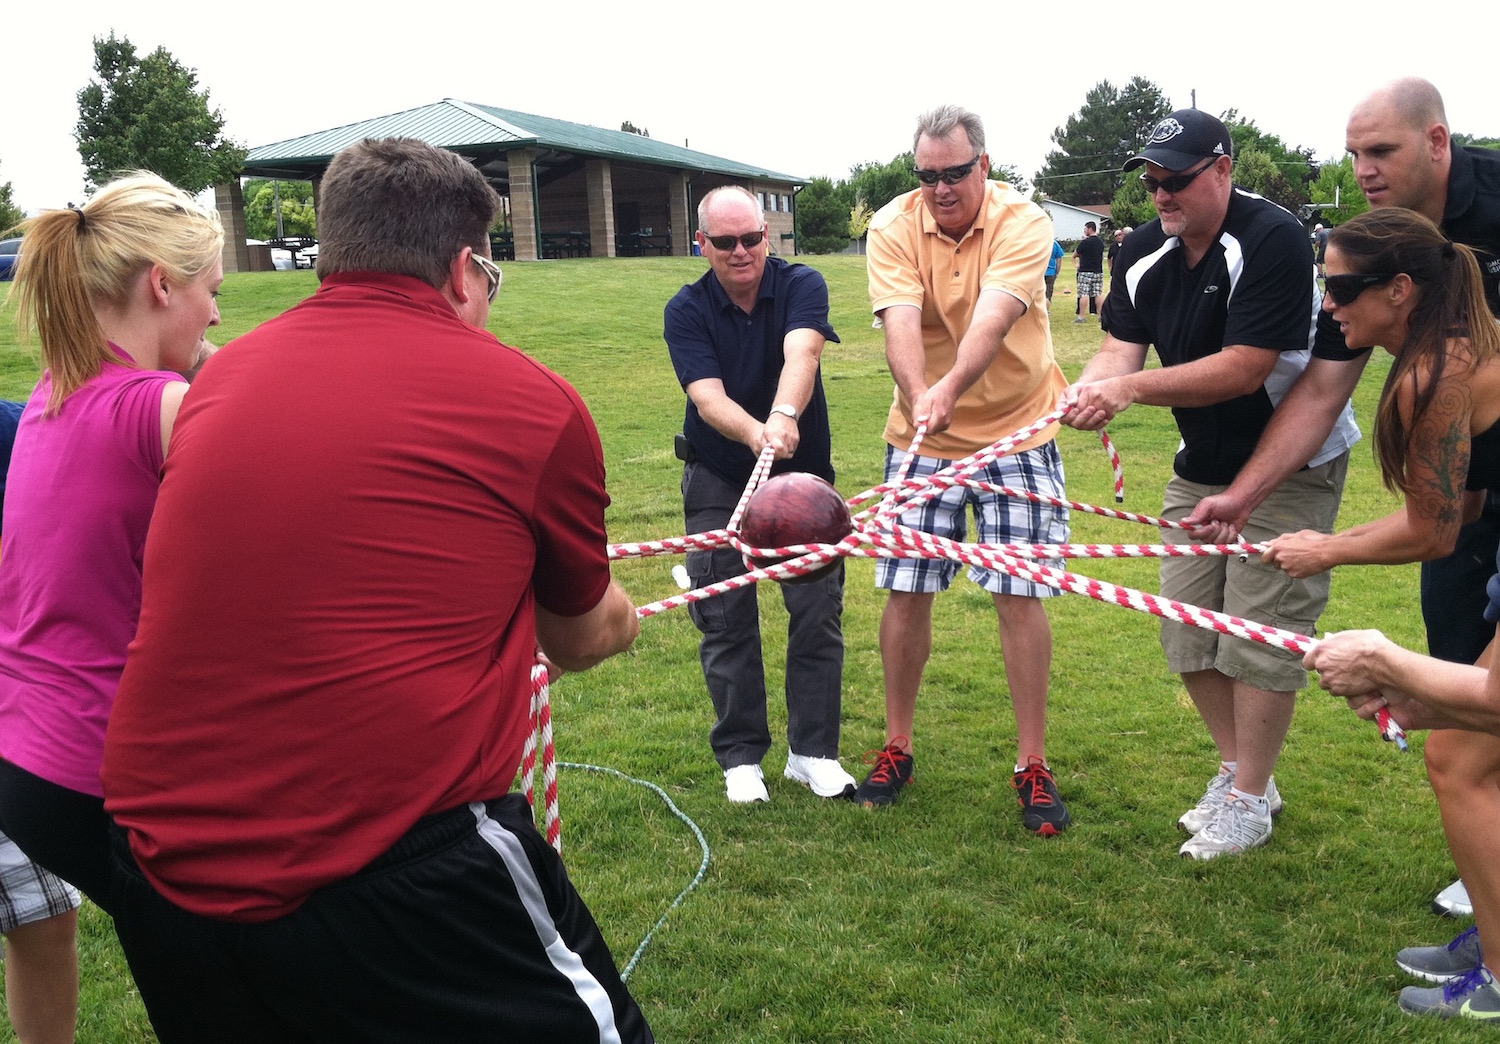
[315,138,500,287]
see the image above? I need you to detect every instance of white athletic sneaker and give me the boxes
[1179,768,1236,834]
[784,753,856,798]
[1434,879,1474,918]
[724,764,769,804]
[1179,772,1282,834]
[1179,794,1273,861]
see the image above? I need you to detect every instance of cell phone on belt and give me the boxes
[674,433,696,463]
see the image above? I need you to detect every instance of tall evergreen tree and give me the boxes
[75,32,245,194]
[1035,78,1172,205]
[794,178,854,254]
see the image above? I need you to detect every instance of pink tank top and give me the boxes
[0,348,179,796]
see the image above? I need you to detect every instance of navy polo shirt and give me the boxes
[664,256,839,489]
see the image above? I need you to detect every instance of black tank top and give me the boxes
[1467,420,1500,491]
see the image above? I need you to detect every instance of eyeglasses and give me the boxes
[471,253,502,302]
[913,155,982,186]
[1139,160,1216,195]
[703,229,766,252]
[1324,271,1399,307]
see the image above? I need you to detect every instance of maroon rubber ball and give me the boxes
[739,473,853,584]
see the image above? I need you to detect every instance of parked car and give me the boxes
[0,238,21,281]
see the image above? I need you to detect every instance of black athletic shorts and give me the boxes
[109,794,654,1044]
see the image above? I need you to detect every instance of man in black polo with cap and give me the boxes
[1060,109,1359,861]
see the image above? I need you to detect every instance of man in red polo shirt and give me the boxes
[102,138,651,1043]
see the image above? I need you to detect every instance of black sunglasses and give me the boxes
[470,253,502,302]
[704,229,766,251]
[1324,271,1399,307]
[1139,160,1216,195]
[913,155,982,186]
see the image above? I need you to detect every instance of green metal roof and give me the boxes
[245,99,804,183]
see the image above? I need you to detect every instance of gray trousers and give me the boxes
[682,463,845,770]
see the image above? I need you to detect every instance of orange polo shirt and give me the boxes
[868,181,1066,458]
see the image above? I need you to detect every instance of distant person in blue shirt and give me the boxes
[1044,238,1064,303]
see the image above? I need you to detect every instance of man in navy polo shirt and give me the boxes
[664,185,854,805]
[1062,109,1359,861]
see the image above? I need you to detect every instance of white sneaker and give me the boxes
[784,753,856,798]
[1178,768,1235,834]
[724,764,769,804]
[1179,772,1283,834]
[1179,795,1273,861]
[1434,878,1474,918]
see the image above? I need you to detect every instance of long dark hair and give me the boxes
[1328,208,1499,494]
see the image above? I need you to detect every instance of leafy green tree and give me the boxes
[795,177,853,254]
[847,153,918,213]
[1308,155,1368,226]
[989,161,1025,193]
[848,199,874,241]
[0,162,23,233]
[75,32,245,193]
[1111,170,1157,229]
[1035,77,1172,205]
[1453,133,1500,150]
[1222,111,1313,211]
[242,179,316,240]
[1232,147,1300,211]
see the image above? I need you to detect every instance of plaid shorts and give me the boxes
[0,829,80,934]
[875,442,1068,597]
[1077,270,1104,296]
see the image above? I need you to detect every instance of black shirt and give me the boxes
[1102,187,1345,484]
[1075,235,1105,274]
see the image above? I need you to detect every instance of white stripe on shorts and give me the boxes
[469,803,622,1044]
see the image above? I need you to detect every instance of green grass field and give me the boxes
[0,257,1473,1042]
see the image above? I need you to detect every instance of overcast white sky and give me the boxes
[4,1,1493,215]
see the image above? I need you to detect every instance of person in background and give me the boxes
[1074,221,1105,322]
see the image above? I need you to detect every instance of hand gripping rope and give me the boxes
[517,405,1404,970]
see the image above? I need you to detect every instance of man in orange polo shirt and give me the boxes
[859,104,1072,836]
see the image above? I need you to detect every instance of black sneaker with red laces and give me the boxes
[854,740,914,808]
[1012,756,1070,836]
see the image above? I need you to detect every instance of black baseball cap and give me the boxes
[1123,110,1233,173]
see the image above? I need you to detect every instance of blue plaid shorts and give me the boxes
[874,441,1069,597]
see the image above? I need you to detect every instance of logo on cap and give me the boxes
[1147,119,1184,145]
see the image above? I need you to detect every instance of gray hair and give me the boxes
[914,105,986,155]
[697,185,763,233]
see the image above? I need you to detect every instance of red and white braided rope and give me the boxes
[521,663,562,852]
[524,405,1401,846]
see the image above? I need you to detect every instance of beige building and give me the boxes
[221,99,805,273]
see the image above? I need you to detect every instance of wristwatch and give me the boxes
[769,403,799,420]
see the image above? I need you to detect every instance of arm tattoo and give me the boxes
[1407,381,1471,528]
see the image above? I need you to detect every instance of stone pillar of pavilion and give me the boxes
[214,181,251,274]
[507,149,540,262]
[668,171,692,257]
[585,159,616,258]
